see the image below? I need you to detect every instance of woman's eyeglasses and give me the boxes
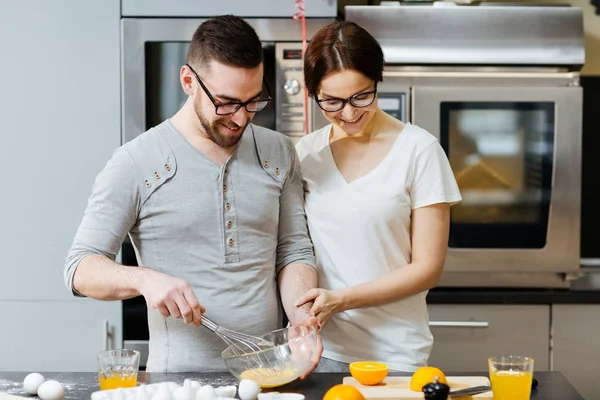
[315,84,378,112]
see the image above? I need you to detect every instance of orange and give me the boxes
[349,361,389,385]
[409,366,448,392]
[322,384,366,400]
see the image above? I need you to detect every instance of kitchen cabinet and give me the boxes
[120,0,337,17]
[0,0,122,370]
[427,305,550,372]
[0,301,121,372]
[552,304,600,400]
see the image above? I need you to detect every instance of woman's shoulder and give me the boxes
[397,122,441,156]
[400,123,438,145]
[295,124,331,161]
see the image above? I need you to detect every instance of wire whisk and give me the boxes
[201,316,282,376]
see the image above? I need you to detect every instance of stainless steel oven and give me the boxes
[347,4,585,288]
[122,18,334,144]
[120,15,334,367]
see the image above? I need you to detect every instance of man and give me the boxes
[64,15,320,373]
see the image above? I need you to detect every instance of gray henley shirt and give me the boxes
[64,120,316,372]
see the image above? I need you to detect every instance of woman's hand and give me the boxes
[294,288,345,328]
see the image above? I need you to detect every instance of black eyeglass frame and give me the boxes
[314,84,378,112]
[185,63,273,116]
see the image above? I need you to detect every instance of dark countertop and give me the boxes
[427,287,600,304]
[0,371,584,400]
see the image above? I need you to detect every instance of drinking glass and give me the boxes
[97,349,140,390]
[489,355,534,400]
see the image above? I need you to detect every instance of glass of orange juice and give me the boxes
[489,356,534,400]
[97,349,140,390]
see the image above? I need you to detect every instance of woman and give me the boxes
[294,21,462,372]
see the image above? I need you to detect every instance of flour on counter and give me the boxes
[0,378,25,395]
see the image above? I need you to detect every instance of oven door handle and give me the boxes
[429,321,490,328]
[103,319,113,350]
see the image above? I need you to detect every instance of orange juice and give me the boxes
[490,370,532,400]
[240,368,298,388]
[99,372,138,390]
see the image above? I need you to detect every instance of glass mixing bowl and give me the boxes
[222,325,318,388]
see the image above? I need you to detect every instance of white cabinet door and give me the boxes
[0,300,122,372]
[0,0,121,301]
[552,305,600,400]
[428,305,550,372]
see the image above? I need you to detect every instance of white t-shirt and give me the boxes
[295,122,462,371]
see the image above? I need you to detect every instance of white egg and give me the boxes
[189,380,201,394]
[172,380,194,400]
[136,385,152,400]
[146,384,158,395]
[113,388,126,400]
[37,380,65,400]
[214,385,236,398]
[195,384,216,400]
[238,380,261,400]
[23,372,45,395]
[152,382,173,400]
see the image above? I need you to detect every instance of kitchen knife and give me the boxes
[448,385,492,397]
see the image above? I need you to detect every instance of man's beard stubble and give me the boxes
[194,100,249,148]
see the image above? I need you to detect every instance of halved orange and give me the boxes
[349,361,389,385]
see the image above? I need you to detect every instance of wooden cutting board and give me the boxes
[0,394,31,400]
[343,376,492,399]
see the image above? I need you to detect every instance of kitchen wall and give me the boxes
[0,0,123,371]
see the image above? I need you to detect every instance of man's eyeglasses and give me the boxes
[186,63,272,115]
[315,84,378,112]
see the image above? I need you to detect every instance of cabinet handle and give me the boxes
[429,321,490,328]
[103,319,113,350]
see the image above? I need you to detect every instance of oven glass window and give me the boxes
[144,42,276,131]
[440,102,555,248]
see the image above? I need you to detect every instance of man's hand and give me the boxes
[295,288,344,329]
[137,268,205,326]
[290,306,323,379]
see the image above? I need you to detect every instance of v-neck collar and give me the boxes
[324,123,409,185]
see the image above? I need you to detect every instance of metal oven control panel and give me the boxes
[275,42,308,138]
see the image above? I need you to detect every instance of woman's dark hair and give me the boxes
[188,15,263,69]
[304,21,384,96]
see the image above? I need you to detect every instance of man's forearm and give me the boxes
[72,254,148,301]
[278,263,318,325]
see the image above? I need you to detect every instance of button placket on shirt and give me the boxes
[222,163,239,262]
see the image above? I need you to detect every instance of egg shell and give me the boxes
[37,380,65,400]
[190,381,201,392]
[137,385,152,400]
[173,382,194,400]
[238,380,261,400]
[23,372,45,395]
[195,384,216,400]
[214,385,236,398]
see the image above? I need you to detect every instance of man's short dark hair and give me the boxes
[188,15,263,69]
